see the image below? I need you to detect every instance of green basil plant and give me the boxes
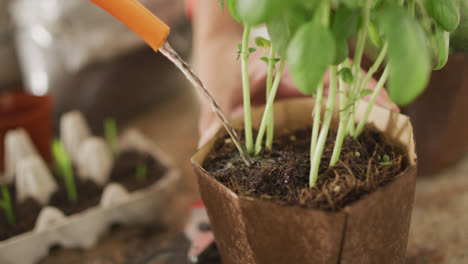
[220,0,460,187]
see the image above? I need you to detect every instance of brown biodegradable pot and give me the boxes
[403,53,468,176]
[0,91,53,171]
[192,98,417,264]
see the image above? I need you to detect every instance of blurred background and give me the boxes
[0,0,192,131]
[0,0,468,263]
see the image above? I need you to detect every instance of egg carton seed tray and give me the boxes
[0,129,180,264]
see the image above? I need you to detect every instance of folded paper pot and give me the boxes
[192,98,417,264]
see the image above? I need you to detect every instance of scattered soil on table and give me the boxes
[49,175,104,216]
[203,127,408,211]
[0,184,42,241]
[110,150,167,192]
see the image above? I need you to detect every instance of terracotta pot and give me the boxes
[403,53,468,176]
[192,98,417,264]
[0,91,53,171]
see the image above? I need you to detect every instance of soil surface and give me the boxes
[203,127,408,211]
[49,176,104,216]
[0,184,42,241]
[110,150,168,192]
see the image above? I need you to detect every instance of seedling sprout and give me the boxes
[0,185,15,227]
[104,118,119,158]
[52,140,78,203]
[135,162,148,183]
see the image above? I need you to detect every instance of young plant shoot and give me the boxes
[52,140,78,203]
[222,0,458,187]
[104,118,119,158]
[135,162,148,183]
[0,185,15,227]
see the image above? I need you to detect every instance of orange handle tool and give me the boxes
[89,0,170,52]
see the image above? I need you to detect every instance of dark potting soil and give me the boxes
[203,127,407,211]
[49,175,104,216]
[0,184,42,241]
[110,150,168,192]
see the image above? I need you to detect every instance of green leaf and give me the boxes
[434,24,450,70]
[255,36,271,48]
[424,0,460,32]
[382,154,390,162]
[331,6,361,64]
[260,57,269,63]
[236,0,301,25]
[368,21,383,47]
[287,21,336,95]
[450,0,468,53]
[226,0,241,23]
[248,47,257,53]
[332,6,361,40]
[379,7,431,106]
[339,67,354,84]
[267,6,311,56]
[359,89,373,98]
[219,0,224,12]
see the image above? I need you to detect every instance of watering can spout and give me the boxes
[89,0,170,52]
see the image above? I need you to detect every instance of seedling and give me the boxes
[135,162,148,183]
[0,185,15,227]
[52,140,78,203]
[221,0,459,187]
[104,118,119,158]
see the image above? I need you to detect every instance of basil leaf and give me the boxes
[287,21,336,95]
[424,0,460,32]
[331,6,361,64]
[379,7,431,106]
[339,67,354,84]
[226,0,241,23]
[236,0,301,25]
[255,36,271,48]
[219,0,224,12]
[434,24,450,70]
[267,7,311,56]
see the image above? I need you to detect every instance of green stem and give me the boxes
[347,0,371,136]
[136,163,148,183]
[265,46,276,150]
[104,118,119,159]
[254,59,286,155]
[64,169,78,203]
[52,140,78,203]
[241,25,254,155]
[352,43,388,123]
[354,66,390,138]
[359,43,388,95]
[310,66,338,187]
[311,81,324,155]
[330,67,349,166]
[0,185,15,227]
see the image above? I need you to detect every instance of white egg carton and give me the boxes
[0,128,180,264]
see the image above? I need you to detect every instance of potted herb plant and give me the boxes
[192,0,460,263]
[403,0,468,175]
